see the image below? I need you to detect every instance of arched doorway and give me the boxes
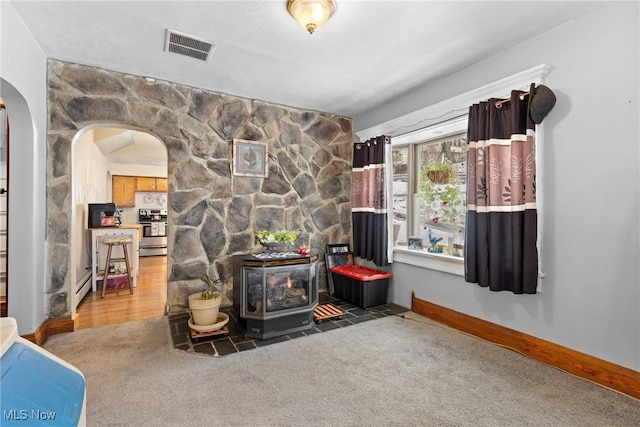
[71,125,168,329]
[0,78,45,335]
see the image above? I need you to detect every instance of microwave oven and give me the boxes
[87,203,120,228]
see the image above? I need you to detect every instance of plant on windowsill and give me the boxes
[418,162,465,253]
[188,274,223,327]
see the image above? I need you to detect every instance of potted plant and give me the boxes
[425,162,455,184]
[255,229,301,252]
[188,274,223,326]
[418,163,464,229]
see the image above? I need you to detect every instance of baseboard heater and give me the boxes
[74,271,92,309]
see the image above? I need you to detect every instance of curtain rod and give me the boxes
[355,135,392,145]
[495,91,529,108]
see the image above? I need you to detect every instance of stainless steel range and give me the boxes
[138,209,167,257]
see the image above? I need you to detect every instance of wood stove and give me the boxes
[233,253,318,339]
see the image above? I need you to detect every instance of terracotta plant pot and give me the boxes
[188,292,222,326]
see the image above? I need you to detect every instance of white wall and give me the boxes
[109,163,167,179]
[73,129,112,282]
[0,1,49,335]
[355,2,640,371]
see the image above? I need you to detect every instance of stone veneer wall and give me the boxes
[46,60,353,316]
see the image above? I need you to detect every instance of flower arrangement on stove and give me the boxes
[255,230,300,246]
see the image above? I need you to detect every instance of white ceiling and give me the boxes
[10,0,605,120]
[92,128,167,166]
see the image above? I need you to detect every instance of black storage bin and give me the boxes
[330,265,392,308]
[324,245,353,295]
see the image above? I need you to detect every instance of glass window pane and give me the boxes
[392,146,408,246]
[415,134,466,256]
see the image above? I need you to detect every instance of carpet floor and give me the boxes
[43,309,640,426]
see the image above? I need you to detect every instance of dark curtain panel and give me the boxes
[352,135,390,266]
[465,86,538,294]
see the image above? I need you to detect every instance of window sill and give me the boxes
[393,247,464,276]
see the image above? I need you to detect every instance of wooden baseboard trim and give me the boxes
[22,323,45,345]
[49,315,77,336]
[21,315,77,346]
[411,292,640,400]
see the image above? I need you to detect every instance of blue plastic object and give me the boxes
[1,319,86,426]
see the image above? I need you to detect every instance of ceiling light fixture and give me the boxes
[287,0,336,34]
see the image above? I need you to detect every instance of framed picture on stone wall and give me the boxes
[232,139,268,178]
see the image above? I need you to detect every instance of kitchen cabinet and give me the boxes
[136,177,157,192]
[156,178,168,192]
[112,175,167,207]
[112,176,136,207]
[135,177,167,192]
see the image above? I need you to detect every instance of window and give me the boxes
[391,116,468,274]
[358,65,549,277]
[415,134,466,255]
[391,146,409,246]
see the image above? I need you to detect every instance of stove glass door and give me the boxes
[242,263,317,319]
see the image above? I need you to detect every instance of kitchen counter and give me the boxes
[89,227,140,294]
[89,224,142,243]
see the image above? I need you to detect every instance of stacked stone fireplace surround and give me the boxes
[45,60,353,318]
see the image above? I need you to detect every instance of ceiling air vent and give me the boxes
[165,29,215,61]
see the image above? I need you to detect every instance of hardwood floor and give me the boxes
[76,256,167,329]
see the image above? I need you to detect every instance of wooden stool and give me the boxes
[101,236,134,298]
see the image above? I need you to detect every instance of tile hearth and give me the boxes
[169,293,408,357]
